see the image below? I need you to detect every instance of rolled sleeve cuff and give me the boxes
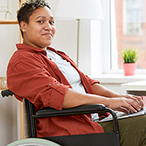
[86,75,100,85]
[43,83,69,110]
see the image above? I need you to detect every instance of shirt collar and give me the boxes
[16,44,58,56]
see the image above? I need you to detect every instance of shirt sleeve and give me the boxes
[85,75,100,85]
[7,52,69,110]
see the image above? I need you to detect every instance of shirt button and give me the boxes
[42,51,46,54]
[55,67,58,70]
[49,84,52,86]
[98,124,101,127]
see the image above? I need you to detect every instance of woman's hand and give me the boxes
[124,94,144,108]
[107,96,144,113]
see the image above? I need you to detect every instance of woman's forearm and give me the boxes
[62,88,142,113]
[63,87,142,113]
[91,83,121,98]
[62,88,109,109]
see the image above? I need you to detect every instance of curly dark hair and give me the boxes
[17,0,51,37]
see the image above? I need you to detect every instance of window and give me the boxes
[125,0,143,35]
[110,0,146,71]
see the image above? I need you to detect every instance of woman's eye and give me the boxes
[50,21,54,24]
[38,20,43,23]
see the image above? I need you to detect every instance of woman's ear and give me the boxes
[20,21,27,32]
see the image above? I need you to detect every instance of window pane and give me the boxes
[111,0,146,70]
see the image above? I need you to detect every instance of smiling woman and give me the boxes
[18,3,56,49]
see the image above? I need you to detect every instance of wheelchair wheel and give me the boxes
[7,138,61,146]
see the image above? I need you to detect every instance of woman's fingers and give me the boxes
[133,95,144,108]
[126,95,144,108]
[122,99,138,113]
[126,98,141,112]
[116,107,128,113]
[109,97,142,113]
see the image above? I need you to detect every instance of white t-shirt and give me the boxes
[46,49,86,94]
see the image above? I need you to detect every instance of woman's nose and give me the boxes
[44,22,52,30]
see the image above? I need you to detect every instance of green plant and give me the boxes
[122,47,138,63]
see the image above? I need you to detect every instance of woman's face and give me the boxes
[21,6,56,49]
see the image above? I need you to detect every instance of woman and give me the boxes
[7,0,146,145]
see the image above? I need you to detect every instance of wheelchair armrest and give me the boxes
[34,104,108,118]
[34,104,119,134]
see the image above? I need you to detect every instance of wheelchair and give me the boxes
[1,89,120,146]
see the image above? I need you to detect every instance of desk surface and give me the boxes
[121,81,146,105]
[121,80,146,90]
[121,80,146,94]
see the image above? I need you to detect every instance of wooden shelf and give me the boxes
[0,19,18,24]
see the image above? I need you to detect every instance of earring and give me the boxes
[22,29,25,32]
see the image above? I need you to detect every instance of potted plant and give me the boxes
[122,47,138,76]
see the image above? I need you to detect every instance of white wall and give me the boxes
[0,25,19,76]
[51,19,77,63]
[0,95,13,145]
[0,0,19,76]
[0,1,19,146]
[47,0,92,74]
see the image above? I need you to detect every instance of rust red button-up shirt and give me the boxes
[7,44,105,137]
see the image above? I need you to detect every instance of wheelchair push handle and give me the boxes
[1,89,14,97]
